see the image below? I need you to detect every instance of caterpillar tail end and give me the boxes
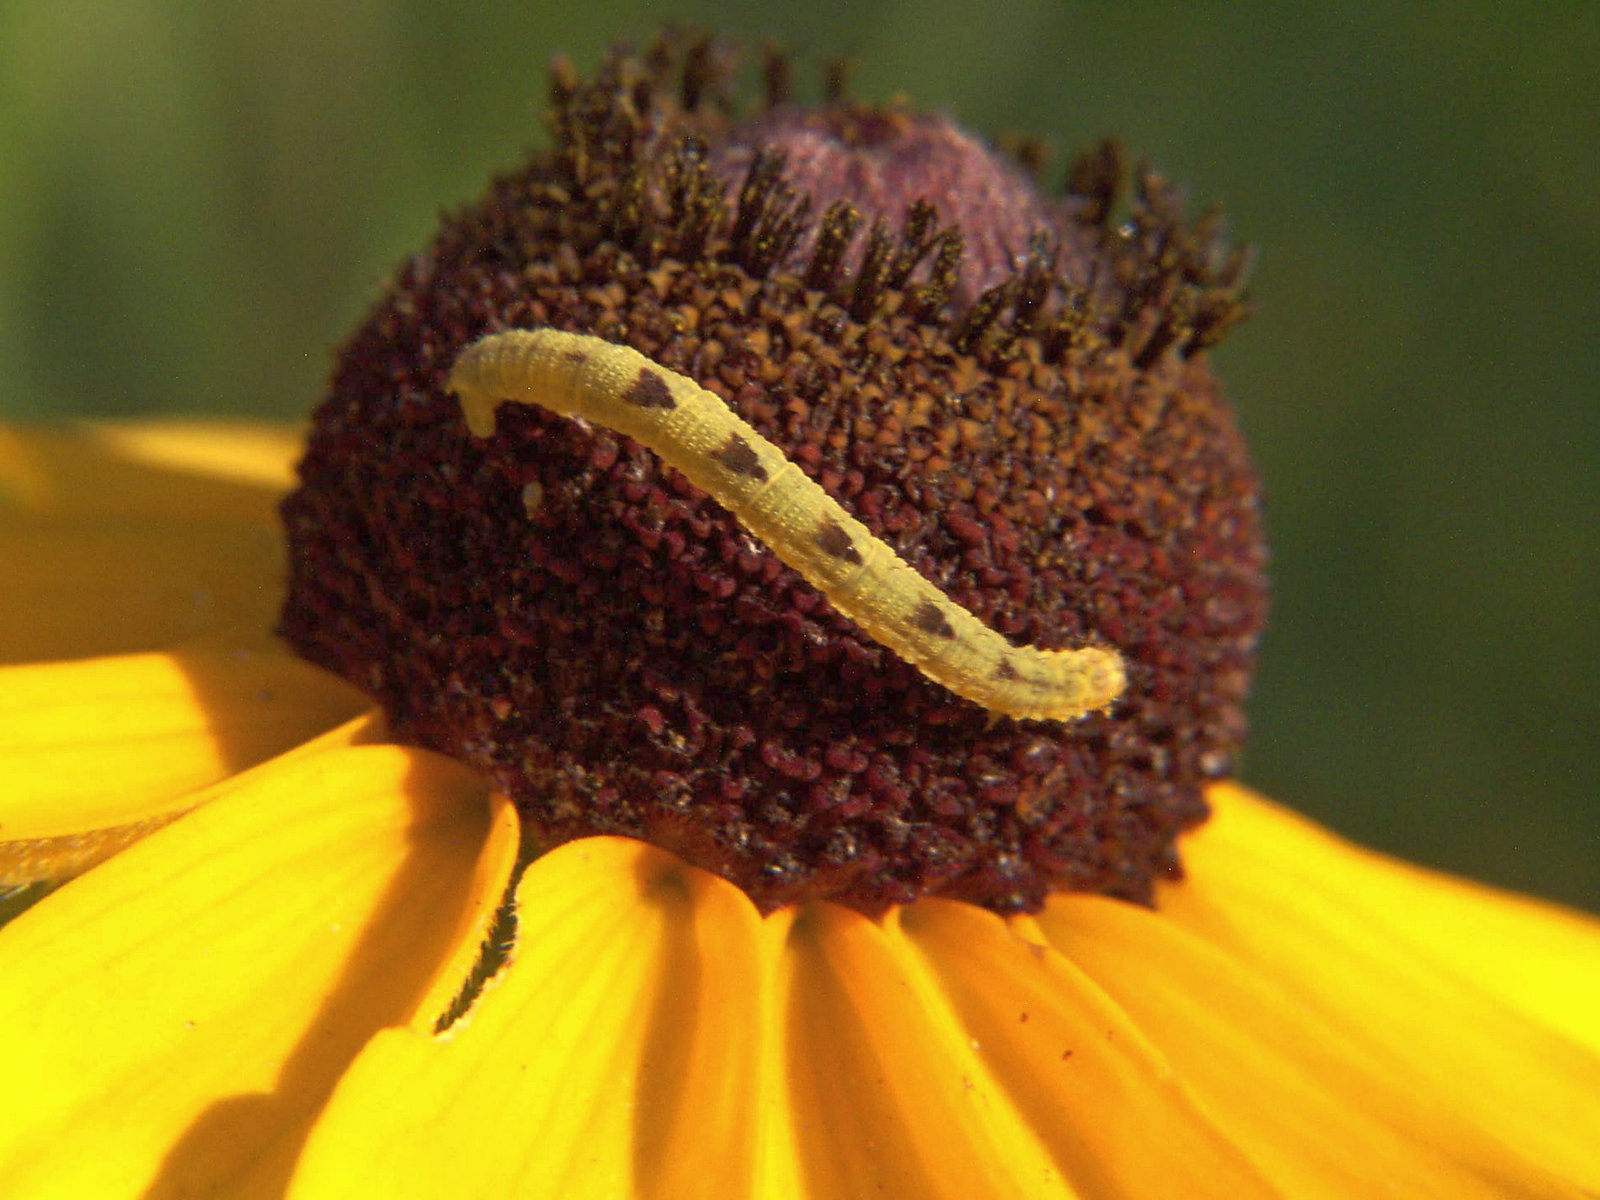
[1079,647,1128,716]
[1045,646,1125,722]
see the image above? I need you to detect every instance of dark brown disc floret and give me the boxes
[278,33,1266,914]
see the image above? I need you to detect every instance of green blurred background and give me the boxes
[1,1,1594,911]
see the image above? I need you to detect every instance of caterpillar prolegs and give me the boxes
[448,329,1126,722]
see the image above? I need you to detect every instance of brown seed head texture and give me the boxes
[278,34,1266,914]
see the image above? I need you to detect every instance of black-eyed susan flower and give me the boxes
[2,33,1597,1200]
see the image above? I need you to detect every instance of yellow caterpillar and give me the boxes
[448,329,1126,722]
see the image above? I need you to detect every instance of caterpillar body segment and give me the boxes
[448,328,1126,722]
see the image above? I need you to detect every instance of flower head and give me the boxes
[280,34,1262,914]
[1,32,1597,1200]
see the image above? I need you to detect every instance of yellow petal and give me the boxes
[0,421,297,522]
[74,420,303,496]
[0,645,372,843]
[1030,895,1586,1199]
[1147,782,1600,1193]
[1181,782,1600,1055]
[0,514,288,662]
[755,904,1057,1200]
[0,743,517,1200]
[0,422,303,662]
[294,845,1278,1200]
[289,838,769,1200]
[896,900,1278,1199]
[0,708,382,886]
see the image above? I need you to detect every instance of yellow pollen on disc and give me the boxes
[447,328,1126,722]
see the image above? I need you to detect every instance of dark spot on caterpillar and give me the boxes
[562,349,589,365]
[814,518,863,564]
[994,659,1019,680]
[621,367,676,409]
[712,432,768,480]
[912,600,957,640]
